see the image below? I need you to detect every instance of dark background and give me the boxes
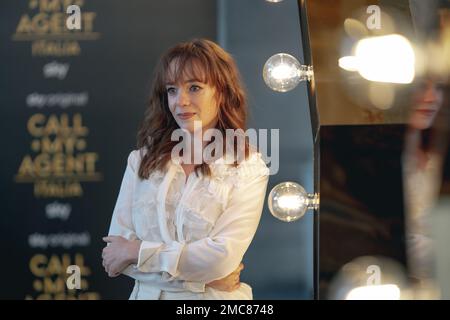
[0,0,216,299]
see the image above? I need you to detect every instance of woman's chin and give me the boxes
[410,117,434,130]
[174,121,193,132]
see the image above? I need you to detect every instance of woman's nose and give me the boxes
[422,81,439,103]
[176,89,190,106]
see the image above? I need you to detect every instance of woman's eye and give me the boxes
[190,85,202,92]
[167,87,177,95]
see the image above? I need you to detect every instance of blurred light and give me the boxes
[338,56,359,72]
[372,11,396,35]
[355,34,415,84]
[327,256,409,300]
[413,45,426,78]
[368,83,395,110]
[263,53,312,92]
[425,41,450,79]
[265,0,283,2]
[346,284,401,300]
[410,280,441,300]
[268,182,316,222]
[344,18,369,39]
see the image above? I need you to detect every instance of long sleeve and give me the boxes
[107,150,163,281]
[107,151,199,288]
[136,158,270,283]
[108,151,139,241]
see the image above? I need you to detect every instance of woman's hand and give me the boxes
[206,263,244,292]
[102,236,141,277]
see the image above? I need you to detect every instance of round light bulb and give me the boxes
[263,53,312,92]
[327,256,409,300]
[355,34,415,84]
[268,182,315,222]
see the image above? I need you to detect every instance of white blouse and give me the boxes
[403,151,443,280]
[107,149,270,299]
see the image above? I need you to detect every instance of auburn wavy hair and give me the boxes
[137,38,250,179]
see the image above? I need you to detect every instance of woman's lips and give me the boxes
[415,109,437,117]
[177,112,196,120]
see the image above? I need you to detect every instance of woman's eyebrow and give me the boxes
[165,79,205,86]
[188,78,204,82]
[182,78,205,84]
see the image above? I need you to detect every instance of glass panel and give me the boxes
[302,0,450,299]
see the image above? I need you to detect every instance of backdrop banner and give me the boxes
[0,0,216,299]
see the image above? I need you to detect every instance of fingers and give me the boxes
[206,273,241,291]
[108,270,118,277]
[102,249,112,275]
[231,263,244,276]
[225,280,241,292]
[103,259,120,278]
[232,272,241,291]
[102,236,117,243]
[102,259,109,274]
[233,263,244,273]
[101,240,128,278]
[226,273,241,292]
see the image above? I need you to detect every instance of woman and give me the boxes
[403,77,449,284]
[101,39,269,300]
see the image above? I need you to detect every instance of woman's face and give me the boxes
[165,59,220,134]
[410,79,444,130]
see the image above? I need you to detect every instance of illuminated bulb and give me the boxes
[346,284,401,300]
[268,182,318,222]
[338,56,359,72]
[339,35,416,84]
[355,34,415,84]
[271,64,296,80]
[263,53,313,92]
[277,194,304,210]
[327,256,408,300]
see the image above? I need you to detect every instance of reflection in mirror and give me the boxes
[403,1,450,296]
[403,79,447,283]
[306,0,416,126]
[319,124,407,299]
[303,0,450,298]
